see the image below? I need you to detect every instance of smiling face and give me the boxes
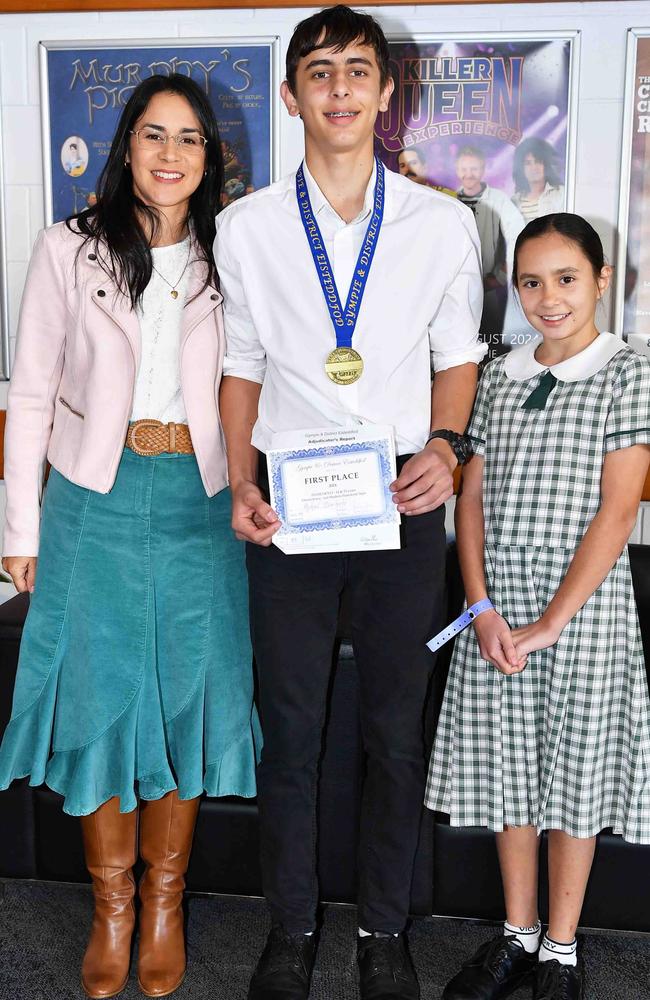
[516,231,611,356]
[456,154,485,196]
[280,39,393,159]
[126,90,206,220]
[523,152,546,188]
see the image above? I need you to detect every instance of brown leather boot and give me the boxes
[137,791,200,997]
[80,797,137,998]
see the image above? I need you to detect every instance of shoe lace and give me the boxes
[363,936,406,980]
[263,928,309,976]
[537,961,575,999]
[476,936,525,980]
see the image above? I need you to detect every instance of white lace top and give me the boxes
[131,237,191,424]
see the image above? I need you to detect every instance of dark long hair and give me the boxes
[69,74,224,306]
[512,137,561,194]
[512,213,605,286]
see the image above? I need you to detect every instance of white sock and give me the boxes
[503,920,542,954]
[538,934,577,966]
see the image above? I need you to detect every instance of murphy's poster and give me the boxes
[376,35,576,359]
[41,39,277,223]
[618,31,650,353]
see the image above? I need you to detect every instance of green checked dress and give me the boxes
[426,333,650,842]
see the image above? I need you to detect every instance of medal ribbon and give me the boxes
[295,158,385,349]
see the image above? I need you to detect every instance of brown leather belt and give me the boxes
[125,419,194,456]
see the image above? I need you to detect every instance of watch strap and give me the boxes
[426,598,494,652]
[426,428,471,464]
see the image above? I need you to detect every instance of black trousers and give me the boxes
[247,457,446,934]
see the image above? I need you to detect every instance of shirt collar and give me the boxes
[503,332,626,383]
[301,159,377,225]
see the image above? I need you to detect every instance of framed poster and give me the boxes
[616,29,650,356]
[376,33,579,362]
[39,37,280,225]
[0,105,8,380]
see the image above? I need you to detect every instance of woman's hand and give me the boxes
[473,609,527,675]
[511,617,562,658]
[2,556,37,593]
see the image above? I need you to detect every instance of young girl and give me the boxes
[426,213,650,1000]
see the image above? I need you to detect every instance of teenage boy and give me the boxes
[215,7,485,999]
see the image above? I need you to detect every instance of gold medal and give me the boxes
[325,347,364,385]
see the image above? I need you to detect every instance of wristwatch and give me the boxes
[426,429,472,465]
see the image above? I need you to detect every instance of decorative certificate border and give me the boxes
[39,36,280,225]
[269,439,396,535]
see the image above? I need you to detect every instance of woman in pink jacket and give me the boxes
[0,74,259,999]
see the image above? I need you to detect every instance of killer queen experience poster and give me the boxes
[376,35,577,361]
[40,38,278,224]
[618,30,650,353]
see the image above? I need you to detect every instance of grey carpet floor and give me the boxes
[0,880,648,1000]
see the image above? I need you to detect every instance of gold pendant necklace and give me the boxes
[151,239,191,299]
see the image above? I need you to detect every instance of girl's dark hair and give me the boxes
[512,137,561,194]
[285,3,391,95]
[68,74,224,306]
[512,213,605,286]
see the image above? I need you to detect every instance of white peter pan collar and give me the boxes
[503,332,625,383]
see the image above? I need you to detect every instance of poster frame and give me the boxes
[0,102,9,381]
[6,1,607,11]
[615,27,650,341]
[38,35,281,227]
[383,29,581,212]
[382,29,580,358]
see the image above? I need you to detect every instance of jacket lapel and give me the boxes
[181,256,222,350]
[87,243,221,363]
[91,278,142,369]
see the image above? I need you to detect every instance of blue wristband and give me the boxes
[426,598,494,652]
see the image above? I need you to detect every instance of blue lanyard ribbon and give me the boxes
[295,158,385,349]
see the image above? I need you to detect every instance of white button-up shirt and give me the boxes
[214,163,486,456]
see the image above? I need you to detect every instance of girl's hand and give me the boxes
[511,617,562,658]
[473,609,527,675]
[2,556,37,593]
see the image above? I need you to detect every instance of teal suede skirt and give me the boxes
[0,449,261,815]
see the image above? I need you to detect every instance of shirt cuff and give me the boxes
[222,356,266,384]
[431,340,488,373]
[605,428,650,453]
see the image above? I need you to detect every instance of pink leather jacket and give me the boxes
[4,222,228,556]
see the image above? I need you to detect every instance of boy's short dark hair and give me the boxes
[285,4,391,95]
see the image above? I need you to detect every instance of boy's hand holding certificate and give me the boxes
[267,425,400,554]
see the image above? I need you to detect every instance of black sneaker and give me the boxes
[442,934,537,999]
[534,959,583,1000]
[248,924,317,1000]
[357,932,420,999]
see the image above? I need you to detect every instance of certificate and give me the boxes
[267,425,401,554]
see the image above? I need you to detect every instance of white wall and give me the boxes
[0,0,648,540]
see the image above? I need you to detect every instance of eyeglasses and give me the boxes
[130,128,207,155]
